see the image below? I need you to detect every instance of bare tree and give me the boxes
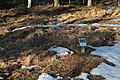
[54,0,60,7]
[87,0,92,6]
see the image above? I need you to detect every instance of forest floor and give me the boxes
[0,5,120,80]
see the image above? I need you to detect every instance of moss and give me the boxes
[19,68,28,73]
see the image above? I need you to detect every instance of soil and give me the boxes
[0,4,120,80]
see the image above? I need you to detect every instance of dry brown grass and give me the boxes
[3,53,103,80]
[0,5,120,80]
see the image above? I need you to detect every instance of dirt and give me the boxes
[0,4,120,80]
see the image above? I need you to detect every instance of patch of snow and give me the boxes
[37,73,57,80]
[75,73,89,80]
[91,62,120,80]
[112,27,120,33]
[57,18,64,21]
[0,77,3,79]
[91,23,101,26]
[92,23,120,27]
[56,76,63,80]
[91,43,120,66]
[111,18,120,21]
[34,24,120,28]
[26,26,33,28]
[68,77,71,79]
[21,65,39,70]
[48,46,73,56]
[12,26,33,32]
[90,43,120,80]
[113,27,118,30]
[67,24,89,28]
[37,24,89,28]
[11,23,120,32]
[4,73,9,76]
[104,5,114,10]
[12,27,27,31]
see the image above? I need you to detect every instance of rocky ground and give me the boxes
[0,4,120,80]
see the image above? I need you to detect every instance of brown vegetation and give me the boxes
[0,3,120,80]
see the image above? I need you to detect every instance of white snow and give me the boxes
[92,23,120,27]
[91,43,120,66]
[55,23,120,27]
[4,73,9,76]
[26,26,33,28]
[105,5,114,9]
[113,27,118,31]
[75,73,89,80]
[48,46,73,56]
[111,18,120,21]
[12,27,27,32]
[90,43,120,80]
[56,76,63,79]
[57,18,64,21]
[91,62,120,80]
[11,23,120,32]
[21,65,39,70]
[0,77,3,79]
[37,73,57,80]
[12,26,33,32]
[67,24,89,28]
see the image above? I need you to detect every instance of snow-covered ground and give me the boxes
[37,43,120,80]
[37,73,89,80]
[48,46,74,56]
[37,73,57,80]
[74,73,89,80]
[11,23,120,32]
[90,43,120,80]
[111,18,120,21]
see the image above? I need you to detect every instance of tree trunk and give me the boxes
[83,0,85,4]
[118,0,120,6]
[27,0,31,8]
[69,0,71,4]
[54,0,60,7]
[87,0,92,6]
